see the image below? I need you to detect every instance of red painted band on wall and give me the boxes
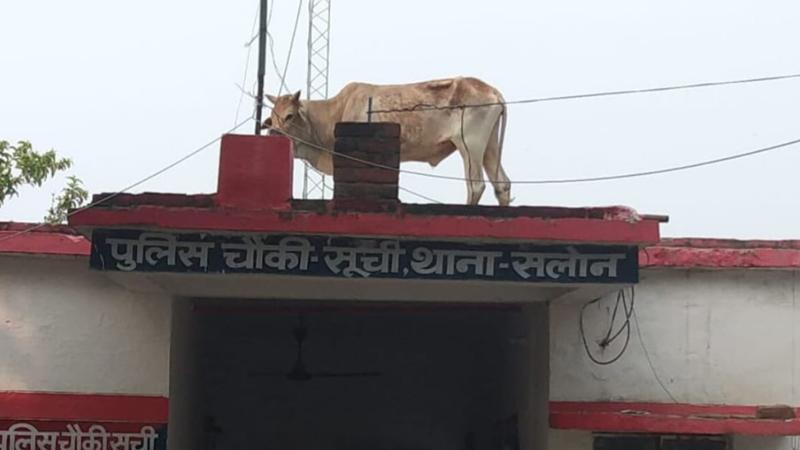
[551,401,800,436]
[3,393,800,436]
[640,245,800,269]
[0,392,168,424]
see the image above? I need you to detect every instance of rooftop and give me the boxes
[66,134,665,246]
[0,222,88,257]
[642,238,800,269]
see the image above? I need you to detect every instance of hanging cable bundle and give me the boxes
[579,287,635,365]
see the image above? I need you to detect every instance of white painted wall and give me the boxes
[734,436,796,450]
[0,254,172,396]
[549,268,800,449]
[8,252,798,450]
[551,268,800,405]
[548,429,591,450]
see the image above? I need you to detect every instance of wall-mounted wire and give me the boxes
[579,288,634,366]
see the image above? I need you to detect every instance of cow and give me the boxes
[262,77,512,206]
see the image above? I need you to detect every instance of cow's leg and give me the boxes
[457,146,484,205]
[483,121,512,206]
[453,111,493,205]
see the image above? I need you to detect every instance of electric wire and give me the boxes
[268,32,289,93]
[0,118,253,244]
[368,72,800,114]
[320,180,443,204]
[245,1,276,47]
[276,0,304,96]
[262,123,800,185]
[399,186,444,204]
[234,3,261,125]
[579,288,634,366]
[244,3,288,94]
[632,292,680,403]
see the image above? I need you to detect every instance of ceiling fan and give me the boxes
[251,316,382,382]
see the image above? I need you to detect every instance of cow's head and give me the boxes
[263,90,303,136]
[262,90,332,174]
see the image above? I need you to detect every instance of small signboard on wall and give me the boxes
[0,421,167,450]
[89,228,639,284]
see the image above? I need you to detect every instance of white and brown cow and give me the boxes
[263,77,511,206]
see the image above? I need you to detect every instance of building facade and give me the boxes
[1,128,797,450]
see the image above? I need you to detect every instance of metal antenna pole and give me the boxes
[303,0,332,198]
[254,0,268,135]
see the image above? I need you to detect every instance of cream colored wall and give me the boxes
[0,254,172,396]
[551,268,800,405]
[548,268,800,450]
[548,429,591,450]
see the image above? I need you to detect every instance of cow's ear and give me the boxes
[291,90,301,103]
[266,94,278,104]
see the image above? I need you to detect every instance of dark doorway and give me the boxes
[177,300,544,450]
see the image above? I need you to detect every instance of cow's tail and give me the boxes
[495,91,508,182]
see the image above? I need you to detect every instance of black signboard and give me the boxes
[89,229,638,284]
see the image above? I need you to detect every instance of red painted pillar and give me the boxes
[216,134,294,210]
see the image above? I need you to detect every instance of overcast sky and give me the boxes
[1,0,798,239]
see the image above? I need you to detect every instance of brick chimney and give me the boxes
[333,122,401,212]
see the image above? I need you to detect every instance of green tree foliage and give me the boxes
[44,176,89,224]
[0,140,88,223]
